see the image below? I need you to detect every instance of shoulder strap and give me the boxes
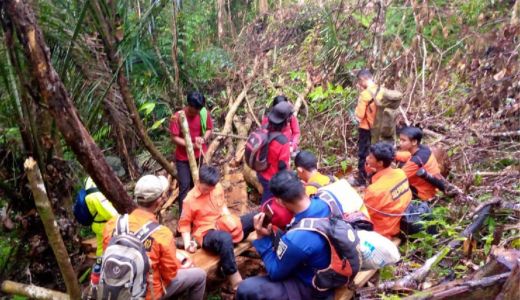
[327,175,336,183]
[115,214,129,236]
[306,182,322,189]
[317,192,343,218]
[200,107,208,136]
[134,221,161,243]
[85,187,99,195]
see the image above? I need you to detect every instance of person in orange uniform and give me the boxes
[364,142,412,238]
[294,150,336,196]
[178,165,256,290]
[396,126,442,201]
[353,69,384,186]
[102,175,206,300]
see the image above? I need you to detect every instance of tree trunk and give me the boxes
[1,0,135,213]
[171,0,182,104]
[89,0,177,179]
[1,280,69,300]
[179,111,199,182]
[259,0,269,15]
[217,0,226,40]
[512,0,520,25]
[23,158,80,299]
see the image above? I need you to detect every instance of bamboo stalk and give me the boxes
[179,111,199,181]
[1,280,69,300]
[23,157,80,299]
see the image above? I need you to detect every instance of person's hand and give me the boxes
[253,212,272,238]
[194,137,205,148]
[176,252,195,268]
[185,240,197,253]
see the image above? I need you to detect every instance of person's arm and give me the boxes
[289,116,300,148]
[169,113,186,147]
[401,160,420,179]
[354,91,372,122]
[158,233,179,283]
[395,151,412,163]
[90,195,118,221]
[253,233,309,281]
[261,116,268,126]
[277,142,291,171]
[202,113,213,143]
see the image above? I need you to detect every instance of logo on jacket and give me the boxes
[276,240,288,259]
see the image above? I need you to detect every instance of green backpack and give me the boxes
[369,87,403,144]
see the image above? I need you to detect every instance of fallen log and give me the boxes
[242,164,263,195]
[233,117,253,164]
[496,264,520,300]
[377,203,493,291]
[1,281,69,300]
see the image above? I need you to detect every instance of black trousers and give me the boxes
[236,275,333,300]
[176,159,201,214]
[357,128,371,184]
[202,212,257,275]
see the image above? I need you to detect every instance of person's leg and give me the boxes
[240,211,258,241]
[162,267,206,300]
[236,276,290,300]
[357,128,371,185]
[203,230,238,275]
[176,160,192,214]
[257,174,272,204]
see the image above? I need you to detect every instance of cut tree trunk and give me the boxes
[243,164,263,195]
[179,111,199,182]
[1,0,135,213]
[89,0,177,178]
[24,158,80,299]
[1,280,69,300]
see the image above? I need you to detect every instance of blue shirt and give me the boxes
[253,197,332,286]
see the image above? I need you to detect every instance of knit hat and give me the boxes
[134,175,169,203]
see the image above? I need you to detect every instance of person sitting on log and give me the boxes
[294,150,337,196]
[364,142,412,238]
[236,171,334,300]
[170,91,213,214]
[396,126,444,200]
[102,175,206,300]
[257,101,293,204]
[261,95,301,154]
[178,165,256,291]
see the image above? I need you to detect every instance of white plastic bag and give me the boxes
[317,179,363,214]
[357,230,400,270]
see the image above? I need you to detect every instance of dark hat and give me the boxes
[268,101,293,124]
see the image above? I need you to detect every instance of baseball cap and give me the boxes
[134,175,169,203]
[268,101,294,124]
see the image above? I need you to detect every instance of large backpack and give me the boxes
[288,197,362,291]
[369,86,403,144]
[97,215,161,300]
[244,127,286,171]
[73,187,100,226]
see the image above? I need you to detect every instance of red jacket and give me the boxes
[257,134,290,180]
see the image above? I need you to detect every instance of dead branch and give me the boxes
[242,164,263,195]
[212,132,248,140]
[205,57,260,162]
[179,111,199,181]
[378,203,493,291]
[1,280,69,300]
[496,265,520,299]
[24,158,80,299]
[293,70,314,117]
[233,117,253,164]
[482,130,520,138]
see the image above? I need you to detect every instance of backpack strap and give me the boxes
[316,192,344,218]
[85,187,99,195]
[115,214,129,236]
[258,131,285,165]
[327,175,336,183]
[134,221,161,243]
[305,182,323,189]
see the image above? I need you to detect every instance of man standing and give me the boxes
[102,175,206,300]
[364,142,412,238]
[353,69,383,186]
[170,91,213,213]
[237,171,333,300]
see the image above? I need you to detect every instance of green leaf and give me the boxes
[150,118,166,131]
[340,160,348,172]
[139,102,156,115]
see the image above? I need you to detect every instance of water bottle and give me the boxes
[90,263,101,286]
